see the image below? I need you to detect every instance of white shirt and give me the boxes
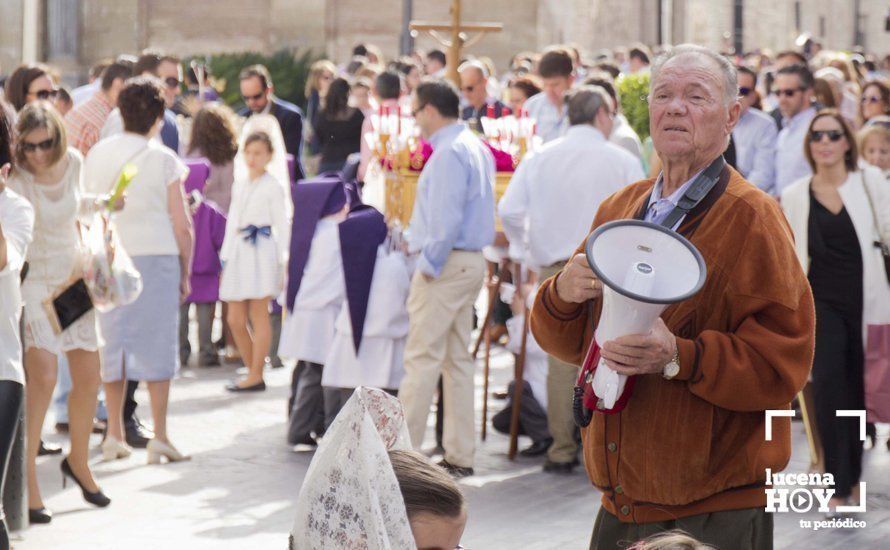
[732,108,778,193]
[498,125,645,269]
[84,133,187,256]
[504,312,548,409]
[71,80,101,107]
[775,106,816,196]
[221,171,290,265]
[609,114,643,162]
[522,92,569,144]
[0,187,34,384]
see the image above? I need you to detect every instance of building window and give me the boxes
[45,0,80,60]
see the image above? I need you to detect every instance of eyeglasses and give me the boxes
[29,89,58,100]
[411,103,426,117]
[810,130,845,142]
[772,88,802,98]
[861,95,882,104]
[242,91,266,102]
[164,77,181,89]
[738,87,753,97]
[21,138,54,153]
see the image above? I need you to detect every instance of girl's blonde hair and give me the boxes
[305,60,338,98]
[628,530,716,550]
[14,100,67,169]
[857,122,890,152]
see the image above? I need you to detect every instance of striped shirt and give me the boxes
[65,92,113,156]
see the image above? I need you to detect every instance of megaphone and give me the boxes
[574,220,706,421]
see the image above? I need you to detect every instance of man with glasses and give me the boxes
[774,64,816,195]
[458,60,505,133]
[237,64,305,182]
[64,61,132,155]
[398,79,495,478]
[731,66,778,193]
[499,85,643,472]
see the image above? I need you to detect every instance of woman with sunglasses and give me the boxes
[859,80,890,126]
[7,102,115,525]
[3,64,57,113]
[781,109,890,516]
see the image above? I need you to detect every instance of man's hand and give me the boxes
[179,274,191,304]
[554,253,602,304]
[600,318,677,376]
[0,163,10,194]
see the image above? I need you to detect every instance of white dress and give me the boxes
[219,172,289,301]
[322,249,410,390]
[9,149,102,354]
[278,218,344,364]
[505,313,548,409]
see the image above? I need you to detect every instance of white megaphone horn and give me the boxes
[583,219,707,411]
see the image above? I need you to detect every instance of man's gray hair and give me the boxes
[650,44,738,106]
[567,85,611,126]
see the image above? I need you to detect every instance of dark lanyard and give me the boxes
[659,155,726,230]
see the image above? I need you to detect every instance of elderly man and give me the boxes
[459,60,505,133]
[732,66,777,193]
[499,85,643,472]
[530,44,815,548]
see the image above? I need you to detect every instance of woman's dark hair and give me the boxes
[0,113,13,169]
[118,76,166,135]
[803,108,859,173]
[389,450,464,519]
[322,77,352,119]
[859,80,890,123]
[415,79,460,119]
[4,64,51,112]
[188,103,239,165]
[244,130,274,153]
[509,76,542,102]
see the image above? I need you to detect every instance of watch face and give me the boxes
[665,362,680,377]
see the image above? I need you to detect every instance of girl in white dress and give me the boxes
[220,126,290,391]
[8,103,113,522]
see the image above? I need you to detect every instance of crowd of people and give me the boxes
[0,35,887,549]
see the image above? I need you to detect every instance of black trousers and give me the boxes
[124,379,140,429]
[491,380,550,444]
[811,300,865,498]
[0,381,24,550]
[287,361,326,444]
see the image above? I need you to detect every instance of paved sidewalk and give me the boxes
[14,345,890,549]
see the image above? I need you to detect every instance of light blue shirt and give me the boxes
[775,106,816,196]
[645,169,704,230]
[408,122,495,277]
[732,107,778,193]
[523,92,569,143]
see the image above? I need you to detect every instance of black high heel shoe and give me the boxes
[28,507,52,524]
[61,457,111,507]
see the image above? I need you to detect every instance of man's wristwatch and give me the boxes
[662,343,680,380]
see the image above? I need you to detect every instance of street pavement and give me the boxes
[15,342,890,549]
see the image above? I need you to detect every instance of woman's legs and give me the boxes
[245,299,271,384]
[65,349,101,492]
[103,379,127,443]
[23,348,57,510]
[226,301,253,374]
[0,381,24,549]
[146,380,171,444]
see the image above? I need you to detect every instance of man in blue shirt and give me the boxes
[399,79,495,477]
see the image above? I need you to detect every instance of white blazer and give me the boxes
[781,167,890,344]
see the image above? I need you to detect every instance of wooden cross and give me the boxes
[410,0,503,85]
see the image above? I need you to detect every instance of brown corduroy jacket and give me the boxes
[530,165,815,523]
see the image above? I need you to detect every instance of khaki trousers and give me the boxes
[539,262,581,463]
[399,251,485,468]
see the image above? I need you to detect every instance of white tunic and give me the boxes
[219,172,290,301]
[278,218,344,364]
[0,187,34,384]
[322,249,410,390]
[504,313,548,409]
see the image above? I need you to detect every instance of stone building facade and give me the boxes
[1,0,888,85]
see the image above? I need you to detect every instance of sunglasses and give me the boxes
[411,103,426,117]
[738,87,753,97]
[861,95,882,104]
[242,91,266,102]
[29,89,58,100]
[21,138,54,152]
[772,88,802,98]
[164,77,181,88]
[810,130,845,142]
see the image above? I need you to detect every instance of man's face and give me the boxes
[774,73,810,119]
[542,75,573,106]
[737,71,756,114]
[411,93,431,138]
[157,60,182,108]
[240,76,270,114]
[425,57,444,75]
[595,103,615,137]
[460,68,487,110]
[649,54,740,164]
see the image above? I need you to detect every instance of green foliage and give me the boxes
[186,48,320,111]
[616,72,651,140]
